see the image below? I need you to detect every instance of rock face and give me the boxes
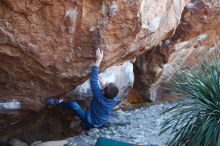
[0,0,188,108]
[134,0,220,101]
[134,45,173,101]
[0,0,188,142]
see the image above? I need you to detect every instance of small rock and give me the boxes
[9,138,28,146]
[31,140,68,146]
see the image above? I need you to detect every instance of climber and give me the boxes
[47,48,119,129]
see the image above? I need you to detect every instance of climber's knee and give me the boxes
[69,101,80,110]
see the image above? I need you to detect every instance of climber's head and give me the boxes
[104,83,119,99]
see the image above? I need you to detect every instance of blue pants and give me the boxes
[58,100,93,129]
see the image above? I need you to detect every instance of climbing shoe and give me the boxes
[47,97,59,105]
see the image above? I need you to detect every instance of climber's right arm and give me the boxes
[90,48,103,100]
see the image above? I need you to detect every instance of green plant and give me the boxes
[160,50,220,146]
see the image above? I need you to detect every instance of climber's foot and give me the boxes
[47,97,59,105]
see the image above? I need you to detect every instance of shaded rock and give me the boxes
[31,140,68,146]
[0,62,133,144]
[125,88,146,106]
[9,138,28,146]
[134,0,220,101]
[134,45,173,101]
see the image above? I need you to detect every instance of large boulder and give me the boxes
[0,0,188,143]
[0,0,188,109]
[134,0,220,101]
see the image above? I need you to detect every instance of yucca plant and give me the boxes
[160,50,220,146]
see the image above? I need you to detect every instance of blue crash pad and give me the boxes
[95,137,158,146]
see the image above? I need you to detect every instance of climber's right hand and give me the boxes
[95,48,103,66]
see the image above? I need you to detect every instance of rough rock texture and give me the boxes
[134,0,220,101]
[0,0,189,143]
[134,45,173,101]
[0,0,188,108]
[0,0,188,141]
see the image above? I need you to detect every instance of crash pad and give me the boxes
[95,137,158,146]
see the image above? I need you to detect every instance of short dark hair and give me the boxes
[104,83,119,99]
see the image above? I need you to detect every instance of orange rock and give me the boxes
[134,0,220,101]
[0,0,188,142]
[0,0,187,108]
